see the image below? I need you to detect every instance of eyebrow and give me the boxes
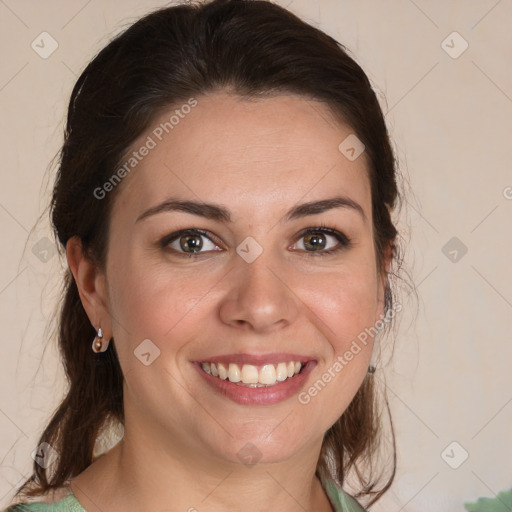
[135,196,367,224]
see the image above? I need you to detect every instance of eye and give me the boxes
[290,226,351,255]
[161,229,221,256]
[160,226,351,258]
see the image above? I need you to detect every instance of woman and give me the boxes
[5,0,402,510]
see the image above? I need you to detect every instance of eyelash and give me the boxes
[160,224,351,258]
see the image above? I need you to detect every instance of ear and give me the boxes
[66,235,113,340]
[375,241,393,323]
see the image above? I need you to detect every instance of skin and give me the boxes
[67,91,390,512]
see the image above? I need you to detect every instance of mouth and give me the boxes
[200,360,305,388]
[192,353,315,405]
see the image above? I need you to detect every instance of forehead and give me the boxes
[111,91,371,223]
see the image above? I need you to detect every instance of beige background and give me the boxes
[1,0,511,510]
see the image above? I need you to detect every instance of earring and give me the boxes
[368,336,379,374]
[92,327,110,353]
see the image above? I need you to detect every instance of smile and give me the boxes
[201,361,304,387]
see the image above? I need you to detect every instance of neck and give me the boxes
[70,431,334,512]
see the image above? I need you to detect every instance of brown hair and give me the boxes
[10,0,402,507]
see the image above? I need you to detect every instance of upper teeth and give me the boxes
[201,361,303,386]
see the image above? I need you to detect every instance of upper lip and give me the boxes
[193,353,314,366]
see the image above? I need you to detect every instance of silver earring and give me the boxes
[92,327,110,353]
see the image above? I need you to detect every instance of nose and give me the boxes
[218,249,300,333]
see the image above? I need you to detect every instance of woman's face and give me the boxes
[99,91,387,467]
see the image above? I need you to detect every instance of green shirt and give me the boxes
[4,474,365,511]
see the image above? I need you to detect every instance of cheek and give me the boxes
[107,254,216,348]
[301,266,379,350]
[295,269,377,425]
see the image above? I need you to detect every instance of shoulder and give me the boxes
[3,494,85,512]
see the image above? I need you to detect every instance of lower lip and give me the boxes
[193,361,316,405]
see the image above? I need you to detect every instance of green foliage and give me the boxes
[464,488,512,512]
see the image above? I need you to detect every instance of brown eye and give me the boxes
[179,234,204,253]
[303,232,327,251]
[163,229,221,255]
[291,227,351,255]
